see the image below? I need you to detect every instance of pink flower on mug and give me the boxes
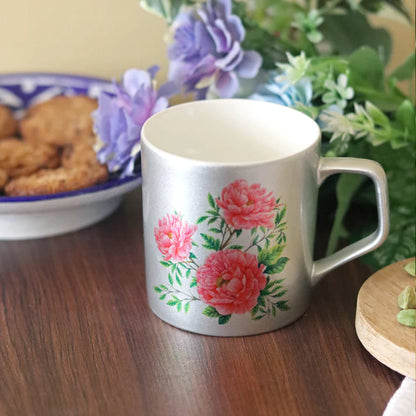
[216,179,276,229]
[196,249,267,315]
[154,213,197,262]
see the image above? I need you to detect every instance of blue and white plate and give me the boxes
[0,73,141,240]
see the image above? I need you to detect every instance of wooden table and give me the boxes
[0,190,402,416]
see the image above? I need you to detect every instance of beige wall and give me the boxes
[0,0,414,82]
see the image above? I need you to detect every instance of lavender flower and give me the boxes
[168,0,262,99]
[93,67,176,177]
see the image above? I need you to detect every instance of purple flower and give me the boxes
[168,0,262,99]
[93,67,177,177]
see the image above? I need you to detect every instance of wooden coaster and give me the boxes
[356,258,415,378]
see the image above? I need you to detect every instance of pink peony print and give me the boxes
[154,213,197,262]
[216,180,276,230]
[196,249,267,315]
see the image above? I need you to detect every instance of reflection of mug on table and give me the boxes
[141,99,389,336]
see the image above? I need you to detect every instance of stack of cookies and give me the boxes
[0,95,108,197]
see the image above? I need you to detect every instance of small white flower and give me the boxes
[275,52,311,87]
[320,109,356,143]
[322,73,354,109]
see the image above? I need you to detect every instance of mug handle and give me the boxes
[311,157,389,285]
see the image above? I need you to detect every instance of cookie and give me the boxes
[20,95,98,145]
[0,138,60,178]
[0,169,8,190]
[0,105,17,139]
[5,165,108,196]
[61,140,102,169]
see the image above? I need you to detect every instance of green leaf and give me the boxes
[175,274,182,286]
[272,290,288,298]
[190,276,197,287]
[360,0,410,20]
[250,305,259,317]
[176,302,182,312]
[184,302,191,313]
[327,173,365,255]
[390,53,415,81]
[403,261,416,277]
[167,299,178,306]
[189,252,197,260]
[200,233,221,251]
[349,46,384,90]
[159,285,168,291]
[258,245,285,266]
[209,228,222,234]
[197,216,209,224]
[139,0,187,23]
[234,1,286,69]
[365,101,389,127]
[228,245,244,250]
[208,193,217,209]
[168,273,173,285]
[275,206,286,225]
[264,279,283,293]
[361,143,416,269]
[321,11,391,62]
[159,294,166,300]
[186,268,191,278]
[154,286,162,293]
[275,301,290,311]
[218,315,231,325]
[208,217,218,225]
[257,296,266,307]
[395,100,415,136]
[203,306,221,318]
[160,261,171,268]
[264,257,289,275]
[235,229,243,237]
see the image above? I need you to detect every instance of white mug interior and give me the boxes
[142,99,321,164]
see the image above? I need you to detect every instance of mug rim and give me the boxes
[142,99,321,167]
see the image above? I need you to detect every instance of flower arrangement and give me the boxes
[93,0,415,270]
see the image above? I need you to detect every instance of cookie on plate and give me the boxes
[20,95,98,146]
[0,138,60,178]
[5,165,108,196]
[62,140,102,169]
[0,105,17,139]
[0,169,8,191]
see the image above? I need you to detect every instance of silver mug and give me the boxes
[141,99,389,336]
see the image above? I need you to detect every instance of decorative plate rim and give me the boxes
[0,175,142,203]
[0,71,113,84]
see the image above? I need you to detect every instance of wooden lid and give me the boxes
[356,258,415,378]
